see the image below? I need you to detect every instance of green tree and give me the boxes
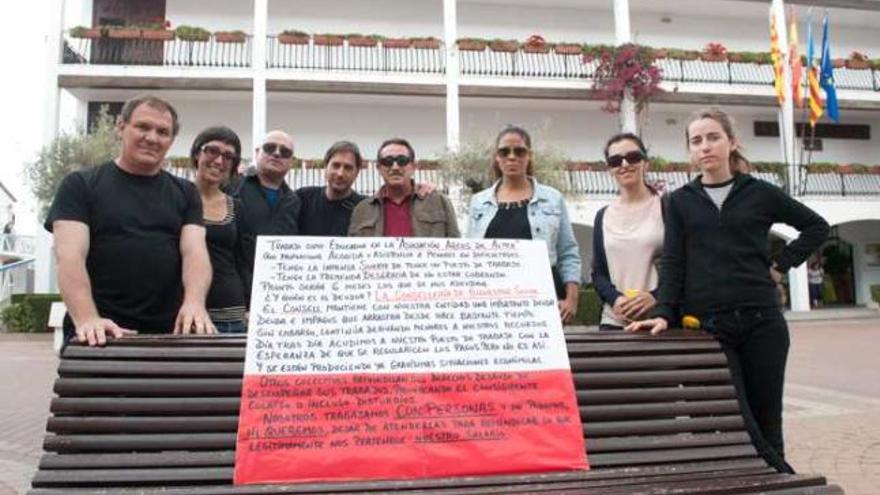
[26,107,120,219]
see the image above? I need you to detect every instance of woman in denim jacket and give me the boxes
[466,125,582,323]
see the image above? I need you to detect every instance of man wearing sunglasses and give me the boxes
[233,130,301,305]
[349,138,459,238]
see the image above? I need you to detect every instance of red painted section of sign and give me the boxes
[234,370,587,485]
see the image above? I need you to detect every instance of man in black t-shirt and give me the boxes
[45,95,215,346]
[295,140,366,236]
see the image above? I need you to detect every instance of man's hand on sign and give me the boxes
[624,317,668,335]
[173,301,216,335]
[618,291,656,320]
[75,316,136,346]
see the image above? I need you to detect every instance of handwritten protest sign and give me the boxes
[234,236,587,485]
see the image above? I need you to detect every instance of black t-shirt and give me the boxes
[484,200,532,240]
[205,196,247,322]
[45,161,203,334]
[295,186,366,236]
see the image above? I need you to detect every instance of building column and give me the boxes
[788,262,810,312]
[44,0,65,145]
[443,0,461,153]
[612,0,637,133]
[252,0,269,152]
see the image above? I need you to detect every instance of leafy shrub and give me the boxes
[1,303,37,333]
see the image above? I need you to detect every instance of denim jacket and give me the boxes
[466,178,582,284]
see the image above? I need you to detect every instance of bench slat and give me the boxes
[576,385,736,404]
[59,360,245,377]
[62,347,246,361]
[574,368,730,387]
[587,431,751,453]
[570,353,727,371]
[585,415,745,437]
[580,399,741,421]
[43,433,236,452]
[40,450,236,469]
[54,378,242,397]
[47,416,239,434]
[51,397,241,415]
[588,444,758,468]
[566,341,721,354]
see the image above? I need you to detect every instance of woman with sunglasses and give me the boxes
[591,133,663,330]
[466,125,582,323]
[627,108,829,465]
[191,126,249,333]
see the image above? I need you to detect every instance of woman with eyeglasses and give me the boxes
[191,126,249,333]
[466,125,582,323]
[591,133,663,330]
[627,108,829,465]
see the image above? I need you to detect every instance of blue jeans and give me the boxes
[213,319,247,334]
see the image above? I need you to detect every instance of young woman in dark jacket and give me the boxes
[627,108,829,464]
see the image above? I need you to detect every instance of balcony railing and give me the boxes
[62,31,252,67]
[459,49,594,79]
[267,37,445,74]
[0,256,35,305]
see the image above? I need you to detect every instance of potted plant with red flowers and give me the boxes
[411,37,441,49]
[488,39,519,52]
[313,33,344,46]
[846,51,870,70]
[522,34,550,54]
[105,25,141,40]
[141,19,174,40]
[278,29,309,45]
[346,33,380,47]
[555,42,583,55]
[456,38,487,51]
[70,25,103,39]
[701,42,728,62]
[214,30,247,43]
[382,37,412,49]
[591,43,664,115]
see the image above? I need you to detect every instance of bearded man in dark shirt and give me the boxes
[295,140,365,236]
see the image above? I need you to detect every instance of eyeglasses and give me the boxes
[200,144,238,165]
[607,150,646,168]
[496,146,529,158]
[262,142,294,159]
[378,155,413,168]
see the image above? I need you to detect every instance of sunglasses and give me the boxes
[607,150,646,168]
[496,146,529,158]
[262,142,294,159]
[200,144,238,165]
[378,155,413,168]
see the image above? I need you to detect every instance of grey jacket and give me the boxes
[348,191,460,238]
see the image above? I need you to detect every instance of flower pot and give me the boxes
[347,36,378,47]
[70,27,102,39]
[489,40,519,53]
[837,164,855,175]
[141,29,174,41]
[870,166,880,175]
[278,34,309,45]
[457,39,487,51]
[214,32,246,43]
[411,38,440,50]
[832,58,846,69]
[652,48,669,59]
[554,43,583,55]
[313,34,344,46]
[382,38,412,49]
[106,28,141,40]
[523,43,550,54]
[845,59,870,70]
[700,53,727,62]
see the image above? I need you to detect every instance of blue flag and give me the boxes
[819,13,839,122]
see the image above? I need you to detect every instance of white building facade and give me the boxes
[46,0,880,311]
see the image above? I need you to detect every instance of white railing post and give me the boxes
[252,0,269,151]
[443,0,460,153]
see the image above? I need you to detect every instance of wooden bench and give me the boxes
[30,329,843,494]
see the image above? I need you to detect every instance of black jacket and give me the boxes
[232,175,300,305]
[653,174,829,323]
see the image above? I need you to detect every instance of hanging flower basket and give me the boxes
[141,29,174,41]
[106,27,141,40]
[591,43,664,114]
[214,31,246,43]
[382,38,412,49]
[346,34,380,47]
[313,34,344,46]
[278,30,309,45]
[411,37,440,49]
[489,39,519,52]
[457,38,487,51]
[554,43,582,55]
[70,26,103,39]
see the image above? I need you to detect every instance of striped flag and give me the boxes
[769,7,786,105]
[806,13,824,126]
[789,8,804,108]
